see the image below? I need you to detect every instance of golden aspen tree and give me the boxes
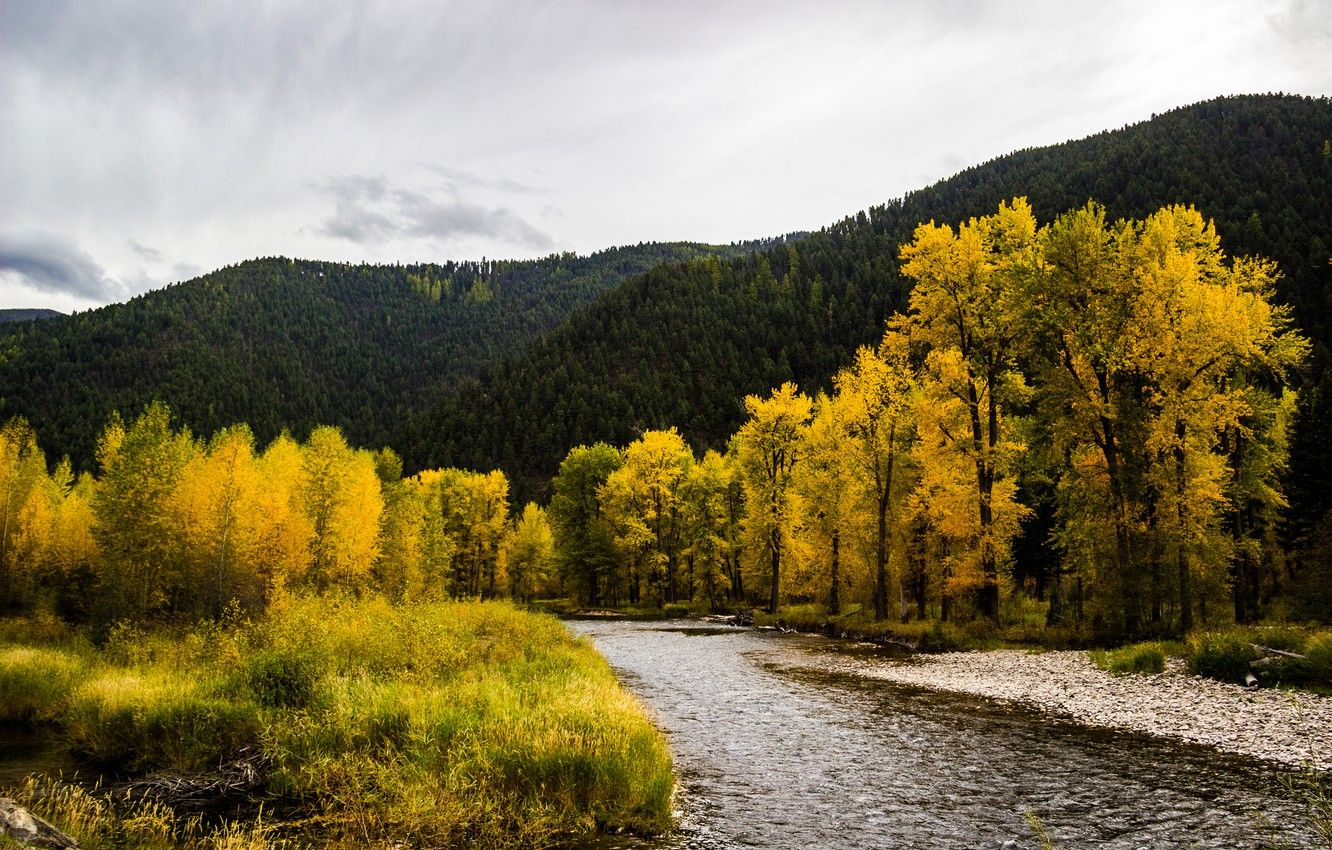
[171,426,263,617]
[735,383,811,614]
[251,434,314,593]
[1132,205,1307,628]
[832,335,917,621]
[599,461,653,605]
[899,198,1034,622]
[410,468,455,599]
[504,501,555,602]
[679,449,736,612]
[471,470,510,599]
[300,426,383,592]
[0,418,47,606]
[794,393,858,615]
[599,430,692,605]
[1019,203,1150,637]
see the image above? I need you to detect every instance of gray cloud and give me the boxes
[2,1,1328,310]
[317,175,553,250]
[126,239,166,263]
[0,233,122,300]
[424,165,547,196]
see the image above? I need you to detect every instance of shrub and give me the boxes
[1304,633,1332,687]
[242,648,320,709]
[1188,631,1261,684]
[1093,642,1167,675]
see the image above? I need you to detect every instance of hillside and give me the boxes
[0,308,63,323]
[406,95,1332,506]
[0,242,768,467]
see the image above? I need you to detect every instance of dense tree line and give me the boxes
[549,200,1314,637]
[0,242,767,470]
[0,404,556,631]
[411,95,1331,603]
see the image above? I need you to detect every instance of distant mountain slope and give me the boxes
[0,242,769,467]
[0,308,63,323]
[407,94,1332,500]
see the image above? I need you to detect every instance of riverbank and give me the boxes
[0,598,673,849]
[827,648,1332,770]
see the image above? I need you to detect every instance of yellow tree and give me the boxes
[504,501,555,602]
[431,468,509,599]
[599,430,693,605]
[1019,203,1150,636]
[833,335,917,621]
[735,383,811,613]
[0,418,48,608]
[679,449,737,611]
[549,443,623,606]
[408,468,455,598]
[171,425,264,617]
[899,198,1034,622]
[300,426,383,592]
[794,393,858,615]
[1132,205,1307,628]
[251,434,314,594]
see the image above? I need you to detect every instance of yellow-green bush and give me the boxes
[1092,642,1168,675]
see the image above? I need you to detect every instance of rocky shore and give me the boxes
[839,649,1332,770]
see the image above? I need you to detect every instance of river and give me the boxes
[570,619,1314,850]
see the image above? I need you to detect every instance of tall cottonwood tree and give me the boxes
[795,393,859,615]
[735,383,810,614]
[899,198,1034,621]
[301,426,383,592]
[679,449,739,611]
[600,430,692,606]
[833,336,916,621]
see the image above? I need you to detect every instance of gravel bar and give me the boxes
[842,650,1332,770]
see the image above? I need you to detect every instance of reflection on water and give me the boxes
[571,620,1311,850]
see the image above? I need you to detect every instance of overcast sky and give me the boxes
[3,0,1329,312]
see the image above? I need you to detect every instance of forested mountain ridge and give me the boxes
[0,309,63,323]
[0,242,772,467]
[407,94,1332,506]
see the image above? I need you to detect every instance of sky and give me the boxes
[2,0,1330,312]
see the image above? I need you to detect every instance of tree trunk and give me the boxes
[828,528,841,616]
[1175,421,1192,634]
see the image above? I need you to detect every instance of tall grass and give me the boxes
[0,776,286,850]
[0,597,674,848]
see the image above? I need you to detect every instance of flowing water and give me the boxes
[570,619,1315,850]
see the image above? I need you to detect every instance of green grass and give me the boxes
[0,596,674,848]
[1187,626,1332,690]
[1090,642,1176,675]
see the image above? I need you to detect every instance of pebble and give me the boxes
[845,650,1332,770]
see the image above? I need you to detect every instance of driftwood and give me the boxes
[115,748,266,806]
[0,798,79,849]
[1248,643,1305,660]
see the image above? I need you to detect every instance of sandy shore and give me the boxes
[837,649,1332,770]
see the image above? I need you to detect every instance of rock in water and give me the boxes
[0,798,79,849]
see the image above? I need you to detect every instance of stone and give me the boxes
[0,799,79,849]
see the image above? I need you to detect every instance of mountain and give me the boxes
[0,242,773,467]
[0,308,63,323]
[405,94,1332,502]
